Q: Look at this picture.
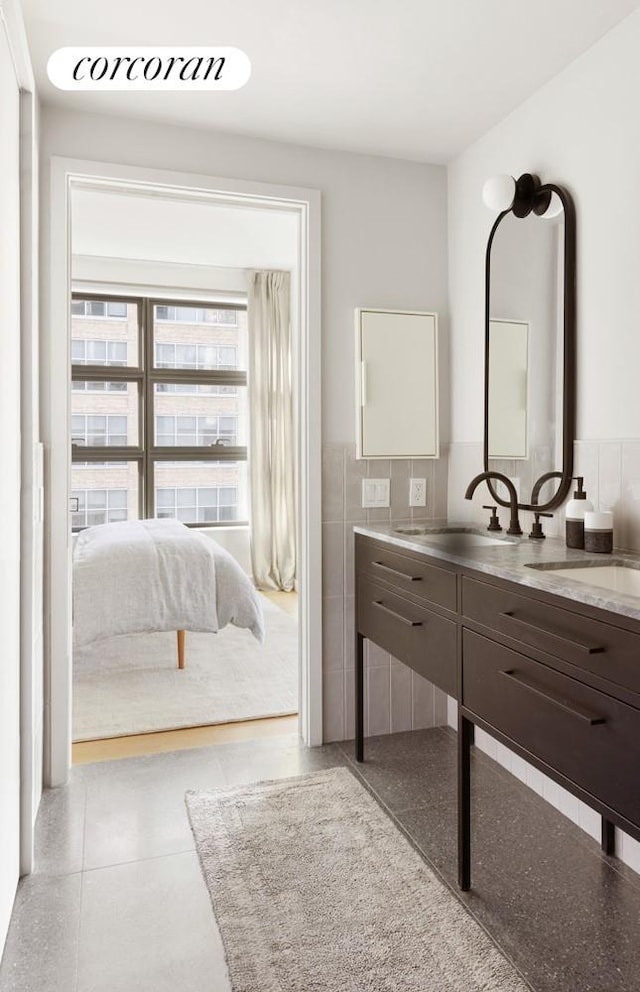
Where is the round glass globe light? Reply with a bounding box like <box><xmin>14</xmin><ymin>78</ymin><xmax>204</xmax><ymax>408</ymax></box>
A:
<box><xmin>482</xmin><ymin>174</ymin><xmax>516</xmax><ymax>212</ymax></box>
<box><xmin>542</xmin><ymin>191</ymin><xmax>563</xmax><ymax>219</ymax></box>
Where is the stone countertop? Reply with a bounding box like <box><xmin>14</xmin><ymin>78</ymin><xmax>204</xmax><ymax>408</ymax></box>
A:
<box><xmin>354</xmin><ymin>522</ymin><xmax>640</xmax><ymax>624</ymax></box>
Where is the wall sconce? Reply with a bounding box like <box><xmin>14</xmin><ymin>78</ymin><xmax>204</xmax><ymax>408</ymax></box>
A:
<box><xmin>482</xmin><ymin>172</ymin><xmax>562</xmax><ymax>218</ymax></box>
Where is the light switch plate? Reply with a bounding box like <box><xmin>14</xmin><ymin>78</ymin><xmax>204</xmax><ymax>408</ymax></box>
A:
<box><xmin>362</xmin><ymin>478</ymin><xmax>390</xmax><ymax>508</ymax></box>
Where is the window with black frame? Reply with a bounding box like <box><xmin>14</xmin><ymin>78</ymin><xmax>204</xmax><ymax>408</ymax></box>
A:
<box><xmin>70</xmin><ymin>294</ymin><xmax>248</xmax><ymax>531</ymax></box>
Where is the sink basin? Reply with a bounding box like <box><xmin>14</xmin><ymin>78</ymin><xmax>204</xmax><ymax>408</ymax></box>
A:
<box><xmin>393</xmin><ymin>527</ymin><xmax>513</xmax><ymax>549</ymax></box>
<box><xmin>526</xmin><ymin>561</ymin><xmax>640</xmax><ymax>597</ymax></box>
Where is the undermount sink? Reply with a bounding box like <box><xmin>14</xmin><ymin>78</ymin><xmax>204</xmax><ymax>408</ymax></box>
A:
<box><xmin>393</xmin><ymin>527</ymin><xmax>515</xmax><ymax>549</ymax></box>
<box><xmin>526</xmin><ymin>560</ymin><xmax>640</xmax><ymax>597</ymax></box>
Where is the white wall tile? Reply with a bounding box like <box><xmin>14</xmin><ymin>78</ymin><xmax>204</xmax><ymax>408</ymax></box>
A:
<box><xmin>598</xmin><ymin>441</ymin><xmax>622</xmax><ymax>513</ymax></box>
<box><xmin>322</xmin><ymin>596</ymin><xmax>344</xmax><ymax>672</ymax></box>
<box><xmin>541</xmin><ymin>777</ymin><xmax>563</xmax><ymax>813</ymax></box>
<box><xmin>367</xmin><ymin>667</ymin><xmax>391</xmax><ymax>737</ymax></box>
<box><xmin>343</xmin><ymin>524</ymin><xmax>356</xmax><ymax>597</ymax></box>
<box><xmin>321</xmin><ymin>443</ymin><xmax>345</xmax><ymax>523</ymax></box>
<box><xmin>322</xmin><ymin>670</ymin><xmax>345</xmax><ymax>743</ymax></box>
<box><xmin>343</xmin><ymin>596</ymin><xmax>355</xmax><ymax>671</ymax></box>
<box><xmin>344</xmin><ymin>444</ymin><xmax>367</xmax><ymax>523</ymax></box>
<box><xmin>447</xmin><ymin>442</ymin><xmax>484</xmax><ymax>522</ymax></box>
<box><xmin>433</xmin><ymin>687</ymin><xmax>448</xmax><ymax>726</ymax></box>
<box><xmin>390</xmin><ymin>459</ymin><xmax>411</xmax><ymax>522</ymax></box>
<box><xmin>321</xmin><ymin>521</ymin><xmax>344</xmax><ymax>598</ymax></box>
<box><xmin>493</xmin><ymin>741</ymin><xmax>514</xmax><ymax>772</ymax></box>
<box><xmin>390</xmin><ymin>663</ymin><xmax>412</xmax><ymax>733</ymax></box>
<box><xmin>525</xmin><ymin>764</ymin><xmax>544</xmax><ymax>795</ymax></box>
<box><xmin>619</xmin><ymin>441</ymin><xmax>640</xmax><ymax>551</ymax></box>
<box><xmin>573</xmin><ymin>441</ymin><xmax>599</xmax><ymax>510</ymax></box>
<box><xmin>617</xmin><ymin>829</ymin><xmax>640</xmax><ymax>875</ymax></box>
<box><xmin>446</xmin><ymin>695</ymin><xmax>458</xmax><ymax>729</ymax></box>
<box><xmin>344</xmin><ymin>668</ymin><xmax>356</xmax><ymax>740</ymax></box>
<box><xmin>411</xmin><ymin>671</ymin><xmax>435</xmax><ymax>730</ymax></box>
<box><xmin>509</xmin><ymin>753</ymin><xmax>528</xmax><ymax>784</ymax></box>
<box><xmin>367</xmin><ymin>641</ymin><xmax>391</xmax><ymax>670</ymax></box>
<box><xmin>577</xmin><ymin>801</ymin><xmax>601</xmax><ymax>842</ymax></box>
<box><xmin>433</xmin><ymin>452</ymin><xmax>449</xmax><ymax>519</ymax></box>
<box><xmin>559</xmin><ymin>789</ymin><xmax>580</xmax><ymax>823</ymax></box>
<box><xmin>474</xmin><ymin>728</ymin><xmax>497</xmax><ymax>760</ymax></box>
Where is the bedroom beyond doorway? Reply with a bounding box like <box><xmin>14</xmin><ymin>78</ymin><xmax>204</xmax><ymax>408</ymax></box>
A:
<box><xmin>68</xmin><ymin>187</ymin><xmax>301</xmax><ymax>747</ymax></box>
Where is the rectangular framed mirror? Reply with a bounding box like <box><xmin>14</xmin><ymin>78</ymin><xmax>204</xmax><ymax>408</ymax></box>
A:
<box><xmin>355</xmin><ymin>308</ymin><xmax>438</xmax><ymax>459</ymax></box>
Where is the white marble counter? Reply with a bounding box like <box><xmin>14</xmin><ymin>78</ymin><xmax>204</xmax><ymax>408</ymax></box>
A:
<box><xmin>354</xmin><ymin>523</ymin><xmax>640</xmax><ymax>623</ymax></box>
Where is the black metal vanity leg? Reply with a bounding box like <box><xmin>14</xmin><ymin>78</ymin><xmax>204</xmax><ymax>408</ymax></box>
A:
<box><xmin>458</xmin><ymin>714</ymin><xmax>472</xmax><ymax>890</ymax></box>
<box><xmin>355</xmin><ymin>632</ymin><xmax>364</xmax><ymax>762</ymax></box>
<box><xmin>601</xmin><ymin>817</ymin><xmax>616</xmax><ymax>856</ymax></box>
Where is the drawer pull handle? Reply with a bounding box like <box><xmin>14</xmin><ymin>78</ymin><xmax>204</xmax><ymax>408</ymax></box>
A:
<box><xmin>500</xmin><ymin>611</ymin><xmax>605</xmax><ymax>656</ymax></box>
<box><xmin>373</xmin><ymin>561</ymin><xmax>422</xmax><ymax>582</ymax></box>
<box><xmin>373</xmin><ymin>601</ymin><xmax>423</xmax><ymax>627</ymax></box>
<box><xmin>500</xmin><ymin>669</ymin><xmax>606</xmax><ymax>726</ymax></box>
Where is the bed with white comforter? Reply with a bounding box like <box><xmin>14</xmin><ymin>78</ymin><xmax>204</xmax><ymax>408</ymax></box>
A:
<box><xmin>73</xmin><ymin>518</ymin><xmax>264</xmax><ymax>649</ymax></box>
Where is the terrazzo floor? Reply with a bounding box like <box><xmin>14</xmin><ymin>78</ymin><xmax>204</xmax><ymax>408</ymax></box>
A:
<box><xmin>1</xmin><ymin>727</ymin><xmax>640</xmax><ymax>991</ymax></box>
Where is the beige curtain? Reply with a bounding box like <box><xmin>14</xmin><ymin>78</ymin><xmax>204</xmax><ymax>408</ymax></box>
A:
<box><xmin>247</xmin><ymin>271</ymin><xmax>296</xmax><ymax>591</ymax></box>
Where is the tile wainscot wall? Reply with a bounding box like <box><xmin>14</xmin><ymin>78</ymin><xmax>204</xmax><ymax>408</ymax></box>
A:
<box><xmin>321</xmin><ymin>442</ymin><xmax>448</xmax><ymax>744</ymax></box>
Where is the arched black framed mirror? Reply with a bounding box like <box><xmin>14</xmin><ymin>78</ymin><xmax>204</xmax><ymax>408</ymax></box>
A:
<box><xmin>483</xmin><ymin>173</ymin><xmax>576</xmax><ymax>513</ymax></box>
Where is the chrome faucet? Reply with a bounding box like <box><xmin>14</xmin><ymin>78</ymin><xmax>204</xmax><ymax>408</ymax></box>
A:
<box><xmin>465</xmin><ymin>471</ymin><xmax>522</xmax><ymax>536</ymax></box>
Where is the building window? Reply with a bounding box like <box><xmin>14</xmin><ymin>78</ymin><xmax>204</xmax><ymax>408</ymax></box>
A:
<box><xmin>71</xmin><ymin>340</ymin><xmax>128</xmax><ymax>381</ymax></box>
<box><xmin>71</xmin><ymin>300</ymin><xmax>128</xmax><ymax>319</ymax></box>
<box><xmin>71</xmin><ymin>414</ymin><xmax>128</xmax><ymax>447</ymax></box>
<box><xmin>155</xmin><ymin>305</ymin><xmax>237</xmax><ymax>326</ymax></box>
<box><xmin>156</xmin><ymin>486</ymin><xmax>238</xmax><ymax>523</ymax></box>
<box><xmin>155</xmin><ymin>415</ymin><xmax>238</xmax><ymax>447</ymax></box>
<box><xmin>71</xmin><ymin>489</ymin><xmax>128</xmax><ymax>529</ymax></box>
<box><xmin>155</xmin><ymin>383</ymin><xmax>237</xmax><ymax>396</ymax></box>
<box><xmin>155</xmin><ymin>343</ymin><xmax>237</xmax><ymax>370</ymax></box>
<box><xmin>71</xmin><ymin>294</ymin><xmax>248</xmax><ymax>530</ymax></box>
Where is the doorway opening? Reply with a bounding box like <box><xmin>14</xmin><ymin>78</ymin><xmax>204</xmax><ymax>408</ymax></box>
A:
<box><xmin>45</xmin><ymin>160</ymin><xmax>321</xmax><ymax>783</ymax></box>
<box><xmin>69</xmin><ymin>189</ymin><xmax>300</xmax><ymax>747</ymax></box>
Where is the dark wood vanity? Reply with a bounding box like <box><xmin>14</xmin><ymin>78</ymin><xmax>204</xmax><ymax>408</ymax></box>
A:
<box><xmin>355</xmin><ymin>532</ymin><xmax>640</xmax><ymax>890</ymax></box>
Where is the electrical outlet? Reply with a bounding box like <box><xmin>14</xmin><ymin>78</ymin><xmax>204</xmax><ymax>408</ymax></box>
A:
<box><xmin>409</xmin><ymin>478</ymin><xmax>426</xmax><ymax>507</ymax></box>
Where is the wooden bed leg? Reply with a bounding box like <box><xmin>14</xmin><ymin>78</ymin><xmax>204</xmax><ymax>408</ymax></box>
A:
<box><xmin>177</xmin><ymin>630</ymin><xmax>186</xmax><ymax>670</ymax></box>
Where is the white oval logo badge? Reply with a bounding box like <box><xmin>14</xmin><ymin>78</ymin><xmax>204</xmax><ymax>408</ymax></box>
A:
<box><xmin>47</xmin><ymin>47</ymin><xmax>251</xmax><ymax>91</ymax></box>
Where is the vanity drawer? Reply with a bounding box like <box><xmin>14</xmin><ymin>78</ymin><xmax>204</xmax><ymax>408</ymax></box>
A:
<box><xmin>358</xmin><ymin>576</ymin><xmax>457</xmax><ymax>695</ymax></box>
<box><xmin>462</xmin><ymin>576</ymin><xmax>640</xmax><ymax>697</ymax></box>
<box><xmin>462</xmin><ymin>628</ymin><xmax>640</xmax><ymax>826</ymax></box>
<box><xmin>356</xmin><ymin>537</ymin><xmax>457</xmax><ymax>612</ymax></box>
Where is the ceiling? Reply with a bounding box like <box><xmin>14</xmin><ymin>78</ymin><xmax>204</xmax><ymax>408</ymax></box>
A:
<box><xmin>22</xmin><ymin>0</ymin><xmax>640</xmax><ymax>163</ymax></box>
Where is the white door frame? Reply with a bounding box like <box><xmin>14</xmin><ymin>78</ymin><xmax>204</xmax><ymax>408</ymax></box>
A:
<box><xmin>44</xmin><ymin>156</ymin><xmax>322</xmax><ymax>786</ymax></box>
<box><xmin>2</xmin><ymin>0</ymin><xmax>41</xmax><ymax>878</ymax></box>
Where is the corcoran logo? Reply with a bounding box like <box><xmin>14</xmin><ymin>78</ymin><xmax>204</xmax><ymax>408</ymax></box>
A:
<box><xmin>47</xmin><ymin>47</ymin><xmax>251</xmax><ymax>91</ymax></box>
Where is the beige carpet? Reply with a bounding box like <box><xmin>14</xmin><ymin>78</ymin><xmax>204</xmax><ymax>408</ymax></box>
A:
<box><xmin>186</xmin><ymin>767</ymin><xmax>530</xmax><ymax>992</ymax></box>
<box><xmin>72</xmin><ymin>595</ymin><xmax>297</xmax><ymax>742</ymax></box>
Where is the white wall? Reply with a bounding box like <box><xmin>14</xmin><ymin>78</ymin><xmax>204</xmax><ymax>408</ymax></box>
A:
<box><xmin>72</xmin><ymin>189</ymin><xmax>300</xmax><ymax>270</ymax></box>
<box><xmin>41</xmin><ymin>108</ymin><xmax>449</xmax><ymax>445</ymax></box>
<box><xmin>40</xmin><ymin>107</ymin><xmax>449</xmax><ymax>747</ymax></box>
<box><xmin>446</xmin><ymin>7</ymin><xmax>640</xmax><ymax>872</ymax></box>
<box><xmin>448</xmin><ymin>7</ymin><xmax>640</xmax><ymax>452</ymax></box>
<box><xmin>0</xmin><ymin>16</ymin><xmax>23</xmax><ymax>950</ymax></box>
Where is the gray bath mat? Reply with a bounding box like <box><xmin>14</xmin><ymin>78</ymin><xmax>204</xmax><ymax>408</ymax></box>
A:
<box><xmin>186</xmin><ymin>766</ymin><xmax>530</xmax><ymax>991</ymax></box>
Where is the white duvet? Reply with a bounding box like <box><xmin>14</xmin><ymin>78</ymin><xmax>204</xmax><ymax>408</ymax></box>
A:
<box><xmin>73</xmin><ymin>518</ymin><xmax>264</xmax><ymax>648</ymax></box>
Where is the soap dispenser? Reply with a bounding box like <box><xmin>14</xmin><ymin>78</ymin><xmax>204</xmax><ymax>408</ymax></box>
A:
<box><xmin>565</xmin><ymin>477</ymin><xmax>593</xmax><ymax>549</ymax></box>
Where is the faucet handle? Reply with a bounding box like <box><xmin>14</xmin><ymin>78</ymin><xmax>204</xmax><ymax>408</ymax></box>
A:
<box><xmin>529</xmin><ymin>511</ymin><xmax>553</xmax><ymax>540</ymax></box>
<box><xmin>482</xmin><ymin>505</ymin><xmax>502</xmax><ymax>532</ymax></box>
